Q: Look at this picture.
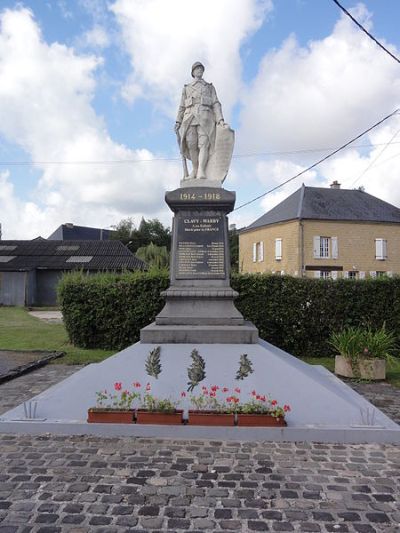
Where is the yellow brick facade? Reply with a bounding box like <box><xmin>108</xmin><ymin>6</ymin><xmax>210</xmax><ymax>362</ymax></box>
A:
<box><xmin>239</xmin><ymin>219</ymin><xmax>400</xmax><ymax>278</ymax></box>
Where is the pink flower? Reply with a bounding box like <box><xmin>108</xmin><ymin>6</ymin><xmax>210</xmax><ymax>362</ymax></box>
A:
<box><xmin>226</xmin><ymin>396</ymin><xmax>233</xmax><ymax>403</ymax></box>
<box><xmin>210</xmin><ymin>392</ymin><xmax>216</xmax><ymax>398</ymax></box>
<box><xmin>211</xmin><ymin>385</ymin><xmax>219</xmax><ymax>392</ymax></box>
<box><xmin>256</xmin><ymin>394</ymin><xmax>261</xmax><ymax>400</ymax></box>
<box><xmin>181</xmin><ymin>391</ymin><xmax>186</xmax><ymax>398</ymax></box>
<box><xmin>146</xmin><ymin>382</ymin><xmax>151</xmax><ymax>392</ymax></box>
<box><xmin>251</xmin><ymin>390</ymin><xmax>257</xmax><ymax>396</ymax></box>
<box><xmin>222</xmin><ymin>387</ymin><xmax>229</xmax><ymax>393</ymax></box>
<box><xmin>133</xmin><ymin>382</ymin><xmax>141</xmax><ymax>388</ymax></box>
<box><xmin>260</xmin><ymin>395</ymin><xmax>266</xmax><ymax>402</ymax></box>
<box><xmin>271</xmin><ymin>399</ymin><xmax>277</xmax><ymax>406</ymax></box>
<box><xmin>233</xmin><ymin>396</ymin><xmax>239</xmax><ymax>404</ymax></box>
<box><xmin>114</xmin><ymin>382</ymin><xmax>122</xmax><ymax>391</ymax></box>
<box><xmin>234</xmin><ymin>387</ymin><xmax>241</xmax><ymax>394</ymax></box>
<box><xmin>284</xmin><ymin>404</ymin><xmax>291</xmax><ymax>412</ymax></box>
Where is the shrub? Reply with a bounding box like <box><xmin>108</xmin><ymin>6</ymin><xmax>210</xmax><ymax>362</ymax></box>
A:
<box><xmin>58</xmin><ymin>271</ymin><xmax>400</xmax><ymax>358</ymax></box>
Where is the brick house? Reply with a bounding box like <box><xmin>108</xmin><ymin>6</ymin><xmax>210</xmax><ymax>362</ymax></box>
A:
<box><xmin>239</xmin><ymin>182</ymin><xmax>400</xmax><ymax>279</ymax></box>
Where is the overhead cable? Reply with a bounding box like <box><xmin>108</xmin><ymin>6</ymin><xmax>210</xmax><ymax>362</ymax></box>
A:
<box><xmin>233</xmin><ymin>108</ymin><xmax>399</xmax><ymax>212</ymax></box>
<box><xmin>331</xmin><ymin>0</ymin><xmax>400</xmax><ymax>65</ymax></box>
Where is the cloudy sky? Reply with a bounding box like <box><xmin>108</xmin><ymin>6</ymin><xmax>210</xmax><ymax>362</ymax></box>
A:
<box><xmin>1</xmin><ymin>0</ymin><xmax>400</xmax><ymax>239</ymax></box>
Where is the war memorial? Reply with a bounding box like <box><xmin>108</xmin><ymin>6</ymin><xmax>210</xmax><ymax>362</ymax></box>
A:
<box><xmin>0</xmin><ymin>63</ymin><xmax>399</xmax><ymax>444</ymax></box>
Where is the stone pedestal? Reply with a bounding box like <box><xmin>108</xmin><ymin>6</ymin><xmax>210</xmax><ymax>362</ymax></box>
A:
<box><xmin>140</xmin><ymin>187</ymin><xmax>258</xmax><ymax>343</ymax></box>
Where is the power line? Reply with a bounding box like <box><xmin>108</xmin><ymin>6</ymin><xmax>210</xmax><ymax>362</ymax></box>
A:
<box><xmin>233</xmin><ymin>108</ymin><xmax>399</xmax><ymax>212</ymax></box>
<box><xmin>331</xmin><ymin>0</ymin><xmax>400</xmax><ymax>65</ymax></box>
<box><xmin>1</xmin><ymin>140</ymin><xmax>400</xmax><ymax>166</ymax></box>
<box><xmin>350</xmin><ymin>126</ymin><xmax>400</xmax><ymax>186</ymax></box>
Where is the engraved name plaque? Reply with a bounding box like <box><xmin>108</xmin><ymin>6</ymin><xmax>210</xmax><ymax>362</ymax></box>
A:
<box><xmin>176</xmin><ymin>214</ymin><xmax>226</xmax><ymax>279</ymax></box>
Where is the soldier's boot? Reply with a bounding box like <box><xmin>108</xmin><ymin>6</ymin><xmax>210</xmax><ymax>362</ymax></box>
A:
<box><xmin>188</xmin><ymin>148</ymin><xmax>198</xmax><ymax>179</ymax></box>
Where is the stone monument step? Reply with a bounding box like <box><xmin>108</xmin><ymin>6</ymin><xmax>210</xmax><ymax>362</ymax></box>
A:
<box><xmin>140</xmin><ymin>321</ymin><xmax>259</xmax><ymax>344</ymax></box>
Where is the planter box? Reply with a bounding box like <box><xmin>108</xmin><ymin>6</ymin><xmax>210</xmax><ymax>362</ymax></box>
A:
<box><xmin>188</xmin><ymin>410</ymin><xmax>235</xmax><ymax>426</ymax></box>
<box><xmin>236</xmin><ymin>413</ymin><xmax>286</xmax><ymax>427</ymax></box>
<box><xmin>87</xmin><ymin>409</ymin><xmax>134</xmax><ymax>424</ymax></box>
<box><xmin>136</xmin><ymin>409</ymin><xmax>184</xmax><ymax>425</ymax></box>
<box><xmin>335</xmin><ymin>355</ymin><xmax>386</xmax><ymax>380</ymax></box>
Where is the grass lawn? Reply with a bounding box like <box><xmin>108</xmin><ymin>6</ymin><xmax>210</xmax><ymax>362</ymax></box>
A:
<box><xmin>0</xmin><ymin>307</ymin><xmax>115</xmax><ymax>365</ymax></box>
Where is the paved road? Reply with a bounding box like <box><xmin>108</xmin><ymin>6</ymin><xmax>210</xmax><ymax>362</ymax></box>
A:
<box><xmin>0</xmin><ymin>365</ymin><xmax>399</xmax><ymax>532</ymax></box>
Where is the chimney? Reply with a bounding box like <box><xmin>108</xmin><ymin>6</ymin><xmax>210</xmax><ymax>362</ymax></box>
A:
<box><xmin>330</xmin><ymin>180</ymin><xmax>341</xmax><ymax>189</ymax></box>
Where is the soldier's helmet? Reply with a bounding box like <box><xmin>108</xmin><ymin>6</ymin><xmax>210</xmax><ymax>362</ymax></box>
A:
<box><xmin>191</xmin><ymin>61</ymin><xmax>205</xmax><ymax>77</ymax></box>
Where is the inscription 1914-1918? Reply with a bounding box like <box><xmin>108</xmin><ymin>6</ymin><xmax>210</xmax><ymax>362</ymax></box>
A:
<box><xmin>176</xmin><ymin>214</ymin><xmax>226</xmax><ymax>279</ymax></box>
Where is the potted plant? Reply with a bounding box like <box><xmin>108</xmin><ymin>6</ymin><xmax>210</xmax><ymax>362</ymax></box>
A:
<box><xmin>331</xmin><ymin>325</ymin><xmax>397</xmax><ymax>380</ymax></box>
<box><xmin>136</xmin><ymin>382</ymin><xmax>183</xmax><ymax>425</ymax></box>
<box><xmin>236</xmin><ymin>391</ymin><xmax>289</xmax><ymax>427</ymax></box>
<box><xmin>186</xmin><ymin>385</ymin><xmax>237</xmax><ymax>426</ymax></box>
<box><xmin>87</xmin><ymin>382</ymin><xmax>138</xmax><ymax>424</ymax></box>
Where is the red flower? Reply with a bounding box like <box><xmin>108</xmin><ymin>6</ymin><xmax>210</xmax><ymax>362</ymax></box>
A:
<box><xmin>146</xmin><ymin>383</ymin><xmax>151</xmax><ymax>392</ymax></box>
<box><xmin>133</xmin><ymin>382</ymin><xmax>141</xmax><ymax>388</ymax></box>
<box><xmin>271</xmin><ymin>399</ymin><xmax>277</xmax><ymax>406</ymax></box>
<box><xmin>202</xmin><ymin>386</ymin><xmax>208</xmax><ymax>391</ymax></box>
<box><xmin>251</xmin><ymin>390</ymin><xmax>256</xmax><ymax>396</ymax></box>
<box><xmin>256</xmin><ymin>394</ymin><xmax>261</xmax><ymax>400</ymax></box>
<box><xmin>226</xmin><ymin>396</ymin><xmax>233</xmax><ymax>403</ymax></box>
<box><xmin>114</xmin><ymin>382</ymin><xmax>122</xmax><ymax>391</ymax></box>
<box><xmin>233</xmin><ymin>396</ymin><xmax>239</xmax><ymax>404</ymax></box>
<box><xmin>211</xmin><ymin>385</ymin><xmax>219</xmax><ymax>392</ymax></box>
<box><xmin>181</xmin><ymin>391</ymin><xmax>186</xmax><ymax>398</ymax></box>
<box><xmin>260</xmin><ymin>395</ymin><xmax>266</xmax><ymax>402</ymax></box>
<box><xmin>222</xmin><ymin>387</ymin><xmax>229</xmax><ymax>393</ymax></box>
<box><xmin>210</xmin><ymin>392</ymin><xmax>216</xmax><ymax>398</ymax></box>
<box><xmin>284</xmin><ymin>405</ymin><xmax>291</xmax><ymax>412</ymax></box>
<box><xmin>234</xmin><ymin>387</ymin><xmax>241</xmax><ymax>394</ymax></box>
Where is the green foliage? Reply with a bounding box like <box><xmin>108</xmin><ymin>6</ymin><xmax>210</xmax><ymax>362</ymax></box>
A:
<box><xmin>111</xmin><ymin>217</ymin><xmax>171</xmax><ymax>252</ymax></box>
<box><xmin>145</xmin><ymin>346</ymin><xmax>162</xmax><ymax>379</ymax></box>
<box><xmin>229</xmin><ymin>227</ymin><xmax>239</xmax><ymax>272</ymax></box>
<box><xmin>187</xmin><ymin>349</ymin><xmax>206</xmax><ymax>392</ymax></box>
<box><xmin>58</xmin><ymin>272</ymin><xmax>400</xmax><ymax>359</ymax></box>
<box><xmin>235</xmin><ymin>354</ymin><xmax>254</xmax><ymax>380</ymax></box>
<box><xmin>136</xmin><ymin>243</ymin><xmax>169</xmax><ymax>269</ymax></box>
<box><xmin>330</xmin><ymin>325</ymin><xmax>397</xmax><ymax>364</ymax></box>
<box><xmin>57</xmin><ymin>270</ymin><xmax>169</xmax><ymax>350</ymax></box>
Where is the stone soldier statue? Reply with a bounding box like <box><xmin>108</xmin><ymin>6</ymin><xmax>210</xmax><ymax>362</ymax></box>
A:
<box><xmin>175</xmin><ymin>61</ymin><xmax>226</xmax><ymax>180</ymax></box>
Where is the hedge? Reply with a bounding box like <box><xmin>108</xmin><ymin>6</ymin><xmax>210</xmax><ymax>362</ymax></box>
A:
<box><xmin>58</xmin><ymin>271</ymin><xmax>400</xmax><ymax>358</ymax></box>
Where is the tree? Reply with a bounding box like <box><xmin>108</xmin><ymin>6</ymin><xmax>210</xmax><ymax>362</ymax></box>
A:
<box><xmin>229</xmin><ymin>226</ymin><xmax>239</xmax><ymax>272</ymax></box>
<box><xmin>136</xmin><ymin>242</ymin><xmax>169</xmax><ymax>270</ymax></box>
<box><xmin>111</xmin><ymin>217</ymin><xmax>171</xmax><ymax>253</ymax></box>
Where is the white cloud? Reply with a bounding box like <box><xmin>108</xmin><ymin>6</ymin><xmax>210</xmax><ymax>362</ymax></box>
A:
<box><xmin>239</xmin><ymin>5</ymin><xmax>400</xmax><ymax>154</ymax></box>
<box><xmin>0</xmin><ymin>7</ymin><xmax>177</xmax><ymax>239</ymax></box>
<box><xmin>79</xmin><ymin>25</ymin><xmax>110</xmax><ymax>49</ymax></box>
<box><xmin>110</xmin><ymin>0</ymin><xmax>273</xmax><ymax>119</ymax></box>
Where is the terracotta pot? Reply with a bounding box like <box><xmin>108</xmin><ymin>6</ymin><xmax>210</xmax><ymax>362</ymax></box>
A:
<box><xmin>87</xmin><ymin>409</ymin><xmax>134</xmax><ymax>424</ymax></box>
<box><xmin>188</xmin><ymin>410</ymin><xmax>235</xmax><ymax>426</ymax></box>
<box><xmin>236</xmin><ymin>413</ymin><xmax>286</xmax><ymax>427</ymax></box>
<box><xmin>136</xmin><ymin>409</ymin><xmax>184</xmax><ymax>425</ymax></box>
<box><xmin>335</xmin><ymin>355</ymin><xmax>386</xmax><ymax>380</ymax></box>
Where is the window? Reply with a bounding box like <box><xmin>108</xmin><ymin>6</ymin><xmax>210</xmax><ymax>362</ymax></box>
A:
<box><xmin>313</xmin><ymin>236</ymin><xmax>338</xmax><ymax>259</ymax></box>
<box><xmin>252</xmin><ymin>242</ymin><xmax>264</xmax><ymax>262</ymax></box>
<box><xmin>375</xmin><ymin>238</ymin><xmax>387</xmax><ymax>260</ymax></box>
<box><xmin>0</xmin><ymin>256</ymin><xmax>15</xmax><ymax>263</ymax></box>
<box><xmin>320</xmin><ymin>271</ymin><xmax>331</xmax><ymax>279</ymax></box>
<box><xmin>66</xmin><ymin>256</ymin><xmax>93</xmax><ymax>263</ymax></box>
<box><xmin>275</xmin><ymin>238</ymin><xmax>282</xmax><ymax>260</ymax></box>
<box><xmin>347</xmin><ymin>271</ymin><xmax>358</xmax><ymax>279</ymax></box>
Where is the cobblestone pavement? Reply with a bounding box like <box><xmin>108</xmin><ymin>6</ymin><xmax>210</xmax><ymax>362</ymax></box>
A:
<box><xmin>0</xmin><ymin>366</ymin><xmax>399</xmax><ymax>532</ymax></box>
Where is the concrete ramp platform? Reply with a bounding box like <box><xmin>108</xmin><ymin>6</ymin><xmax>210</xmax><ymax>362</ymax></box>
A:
<box><xmin>1</xmin><ymin>339</ymin><xmax>399</xmax><ymax>443</ymax></box>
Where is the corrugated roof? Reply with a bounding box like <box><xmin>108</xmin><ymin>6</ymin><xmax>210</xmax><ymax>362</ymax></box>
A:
<box><xmin>0</xmin><ymin>240</ymin><xmax>146</xmax><ymax>271</ymax></box>
<box><xmin>244</xmin><ymin>185</ymin><xmax>400</xmax><ymax>232</ymax></box>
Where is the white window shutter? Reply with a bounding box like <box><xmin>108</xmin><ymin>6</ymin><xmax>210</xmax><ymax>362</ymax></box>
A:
<box><xmin>375</xmin><ymin>239</ymin><xmax>384</xmax><ymax>260</ymax></box>
<box><xmin>370</xmin><ymin>271</ymin><xmax>377</xmax><ymax>278</ymax></box>
<box><xmin>331</xmin><ymin>271</ymin><xmax>338</xmax><ymax>280</ymax></box>
<box><xmin>314</xmin><ymin>270</ymin><xmax>320</xmax><ymax>278</ymax></box>
<box><xmin>252</xmin><ymin>243</ymin><xmax>257</xmax><ymax>263</ymax></box>
<box><xmin>259</xmin><ymin>241</ymin><xmax>264</xmax><ymax>262</ymax></box>
<box><xmin>383</xmin><ymin>239</ymin><xmax>387</xmax><ymax>259</ymax></box>
<box><xmin>331</xmin><ymin>237</ymin><xmax>338</xmax><ymax>259</ymax></box>
<box><xmin>359</xmin><ymin>271</ymin><xmax>365</xmax><ymax>279</ymax></box>
<box><xmin>313</xmin><ymin>236</ymin><xmax>321</xmax><ymax>258</ymax></box>
<box><xmin>344</xmin><ymin>271</ymin><xmax>349</xmax><ymax>279</ymax></box>
<box><xmin>275</xmin><ymin>238</ymin><xmax>282</xmax><ymax>260</ymax></box>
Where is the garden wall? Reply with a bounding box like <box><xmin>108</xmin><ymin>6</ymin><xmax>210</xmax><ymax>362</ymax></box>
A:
<box><xmin>58</xmin><ymin>272</ymin><xmax>400</xmax><ymax>358</ymax></box>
